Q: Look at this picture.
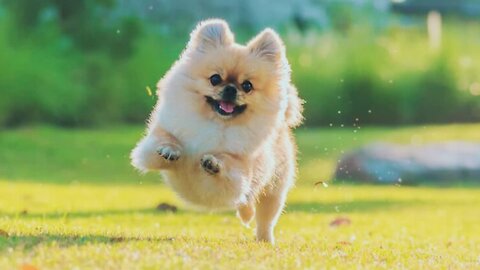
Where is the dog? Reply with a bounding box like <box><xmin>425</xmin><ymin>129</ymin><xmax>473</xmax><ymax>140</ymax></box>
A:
<box><xmin>131</xmin><ymin>19</ymin><xmax>303</xmax><ymax>244</ymax></box>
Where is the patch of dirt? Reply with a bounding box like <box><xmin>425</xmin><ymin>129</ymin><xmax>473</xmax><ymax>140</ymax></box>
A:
<box><xmin>329</xmin><ymin>217</ymin><xmax>351</xmax><ymax>227</ymax></box>
<box><xmin>156</xmin><ymin>203</ymin><xmax>178</xmax><ymax>213</ymax></box>
<box><xmin>0</xmin><ymin>229</ymin><xmax>8</xmax><ymax>237</ymax></box>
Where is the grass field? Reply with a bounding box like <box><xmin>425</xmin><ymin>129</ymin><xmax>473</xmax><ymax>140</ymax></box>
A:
<box><xmin>1</xmin><ymin>124</ymin><xmax>480</xmax><ymax>269</ymax></box>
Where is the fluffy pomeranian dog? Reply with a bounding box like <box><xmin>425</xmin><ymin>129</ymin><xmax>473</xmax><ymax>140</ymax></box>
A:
<box><xmin>131</xmin><ymin>19</ymin><xmax>303</xmax><ymax>244</ymax></box>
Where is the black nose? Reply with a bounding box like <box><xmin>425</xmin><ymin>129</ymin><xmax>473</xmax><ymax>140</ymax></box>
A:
<box><xmin>222</xmin><ymin>85</ymin><xmax>237</xmax><ymax>101</ymax></box>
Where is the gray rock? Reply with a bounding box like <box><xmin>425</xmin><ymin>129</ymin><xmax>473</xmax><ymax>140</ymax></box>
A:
<box><xmin>335</xmin><ymin>142</ymin><xmax>480</xmax><ymax>184</ymax></box>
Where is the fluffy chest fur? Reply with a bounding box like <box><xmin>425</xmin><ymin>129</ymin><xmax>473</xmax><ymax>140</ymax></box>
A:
<box><xmin>156</xmin><ymin>90</ymin><xmax>280</xmax><ymax>157</ymax></box>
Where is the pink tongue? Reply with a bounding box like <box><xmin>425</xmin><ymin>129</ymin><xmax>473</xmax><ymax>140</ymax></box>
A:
<box><xmin>219</xmin><ymin>101</ymin><xmax>235</xmax><ymax>113</ymax></box>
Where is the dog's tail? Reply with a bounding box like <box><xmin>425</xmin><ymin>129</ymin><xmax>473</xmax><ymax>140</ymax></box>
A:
<box><xmin>285</xmin><ymin>84</ymin><xmax>304</xmax><ymax>128</ymax></box>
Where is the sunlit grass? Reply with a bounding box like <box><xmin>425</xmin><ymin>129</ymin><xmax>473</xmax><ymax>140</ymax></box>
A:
<box><xmin>1</xmin><ymin>182</ymin><xmax>479</xmax><ymax>269</ymax></box>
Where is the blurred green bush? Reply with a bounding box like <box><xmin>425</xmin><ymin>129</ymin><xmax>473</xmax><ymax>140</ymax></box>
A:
<box><xmin>1</xmin><ymin>3</ymin><xmax>480</xmax><ymax>127</ymax></box>
<box><xmin>288</xmin><ymin>23</ymin><xmax>480</xmax><ymax>126</ymax></box>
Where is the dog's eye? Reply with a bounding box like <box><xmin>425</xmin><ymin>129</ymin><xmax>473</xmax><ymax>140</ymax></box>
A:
<box><xmin>209</xmin><ymin>74</ymin><xmax>222</xmax><ymax>86</ymax></box>
<box><xmin>241</xmin><ymin>80</ymin><xmax>253</xmax><ymax>93</ymax></box>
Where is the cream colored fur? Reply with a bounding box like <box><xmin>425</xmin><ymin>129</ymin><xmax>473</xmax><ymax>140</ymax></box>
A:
<box><xmin>131</xmin><ymin>19</ymin><xmax>303</xmax><ymax>244</ymax></box>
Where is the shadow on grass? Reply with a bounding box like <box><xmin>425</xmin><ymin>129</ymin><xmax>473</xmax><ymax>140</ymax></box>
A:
<box><xmin>0</xmin><ymin>208</ymin><xmax>189</xmax><ymax>220</ymax></box>
<box><xmin>0</xmin><ymin>233</ymin><xmax>260</xmax><ymax>251</ymax></box>
<box><xmin>1</xmin><ymin>199</ymin><xmax>422</xmax><ymax>222</ymax></box>
<box><xmin>0</xmin><ymin>234</ymin><xmax>177</xmax><ymax>251</ymax></box>
<box><xmin>286</xmin><ymin>199</ymin><xmax>422</xmax><ymax>213</ymax></box>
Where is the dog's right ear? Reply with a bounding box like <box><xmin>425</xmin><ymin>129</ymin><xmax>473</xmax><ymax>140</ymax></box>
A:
<box><xmin>188</xmin><ymin>19</ymin><xmax>234</xmax><ymax>53</ymax></box>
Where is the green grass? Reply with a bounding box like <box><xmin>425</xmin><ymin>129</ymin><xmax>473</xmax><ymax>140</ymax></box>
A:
<box><xmin>1</xmin><ymin>124</ymin><xmax>480</xmax><ymax>269</ymax></box>
<box><xmin>2</xmin><ymin>124</ymin><xmax>480</xmax><ymax>185</ymax></box>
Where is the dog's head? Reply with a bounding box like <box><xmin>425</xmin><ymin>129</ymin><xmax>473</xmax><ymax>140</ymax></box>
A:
<box><xmin>169</xmin><ymin>19</ymin><xmax>291</xmax><ymax>123</ymax></box>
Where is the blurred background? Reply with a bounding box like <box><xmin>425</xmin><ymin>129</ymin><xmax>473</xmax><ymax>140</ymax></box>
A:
<box><xmin>2</xmin><ymin>3</ymin><xmax>480</xmax><ymax>267</ymax></box>
<box><xmin>1</xmin><ymin>0</ymin><xmax>479</xmax><ymax>186</ymax></box>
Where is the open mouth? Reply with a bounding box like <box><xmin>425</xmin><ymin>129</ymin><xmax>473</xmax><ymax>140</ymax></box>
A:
<box><xmin>205</xmin><ymin>96</ymin><xmax>247</xmax><ymax>117</ymax></box>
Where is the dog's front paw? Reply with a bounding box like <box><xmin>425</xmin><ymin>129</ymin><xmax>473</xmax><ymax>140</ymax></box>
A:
<box><xmin>156</xmin><ymin>145</ymin><xmax>181</xmax><ymax>161</ymax></box>
<box><xmin>201</xmin><ymin>154</ymin><xmax>221</xmax><ymax>175</ymax></box>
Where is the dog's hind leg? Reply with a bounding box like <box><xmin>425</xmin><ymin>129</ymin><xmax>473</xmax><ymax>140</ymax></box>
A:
<box><xmin>254</xmin><ymin>189</ymin><xmax>287</xmax><ymax>245</ymax></box>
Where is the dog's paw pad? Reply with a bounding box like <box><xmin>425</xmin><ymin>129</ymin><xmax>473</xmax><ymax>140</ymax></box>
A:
<box><xmin>201</xmin><ymin>155</ymin><xmax>220</xmax><ymax>174</ymax></box>
<box><xmin>156</xmin><ymin>145</ymin><xmax>181</xmax><ymax>161</ymax></box>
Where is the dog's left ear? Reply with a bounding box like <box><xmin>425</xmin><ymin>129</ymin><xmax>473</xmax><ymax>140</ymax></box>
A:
<box><xmin>247</xmin><ymin>29</ymin><xmax>285</xmax><ymax>62</ymax></box>
<box><xmin>188</xmin><ymin>19</ymin><xmax>234</xmax><ymax>53</ymax></box>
